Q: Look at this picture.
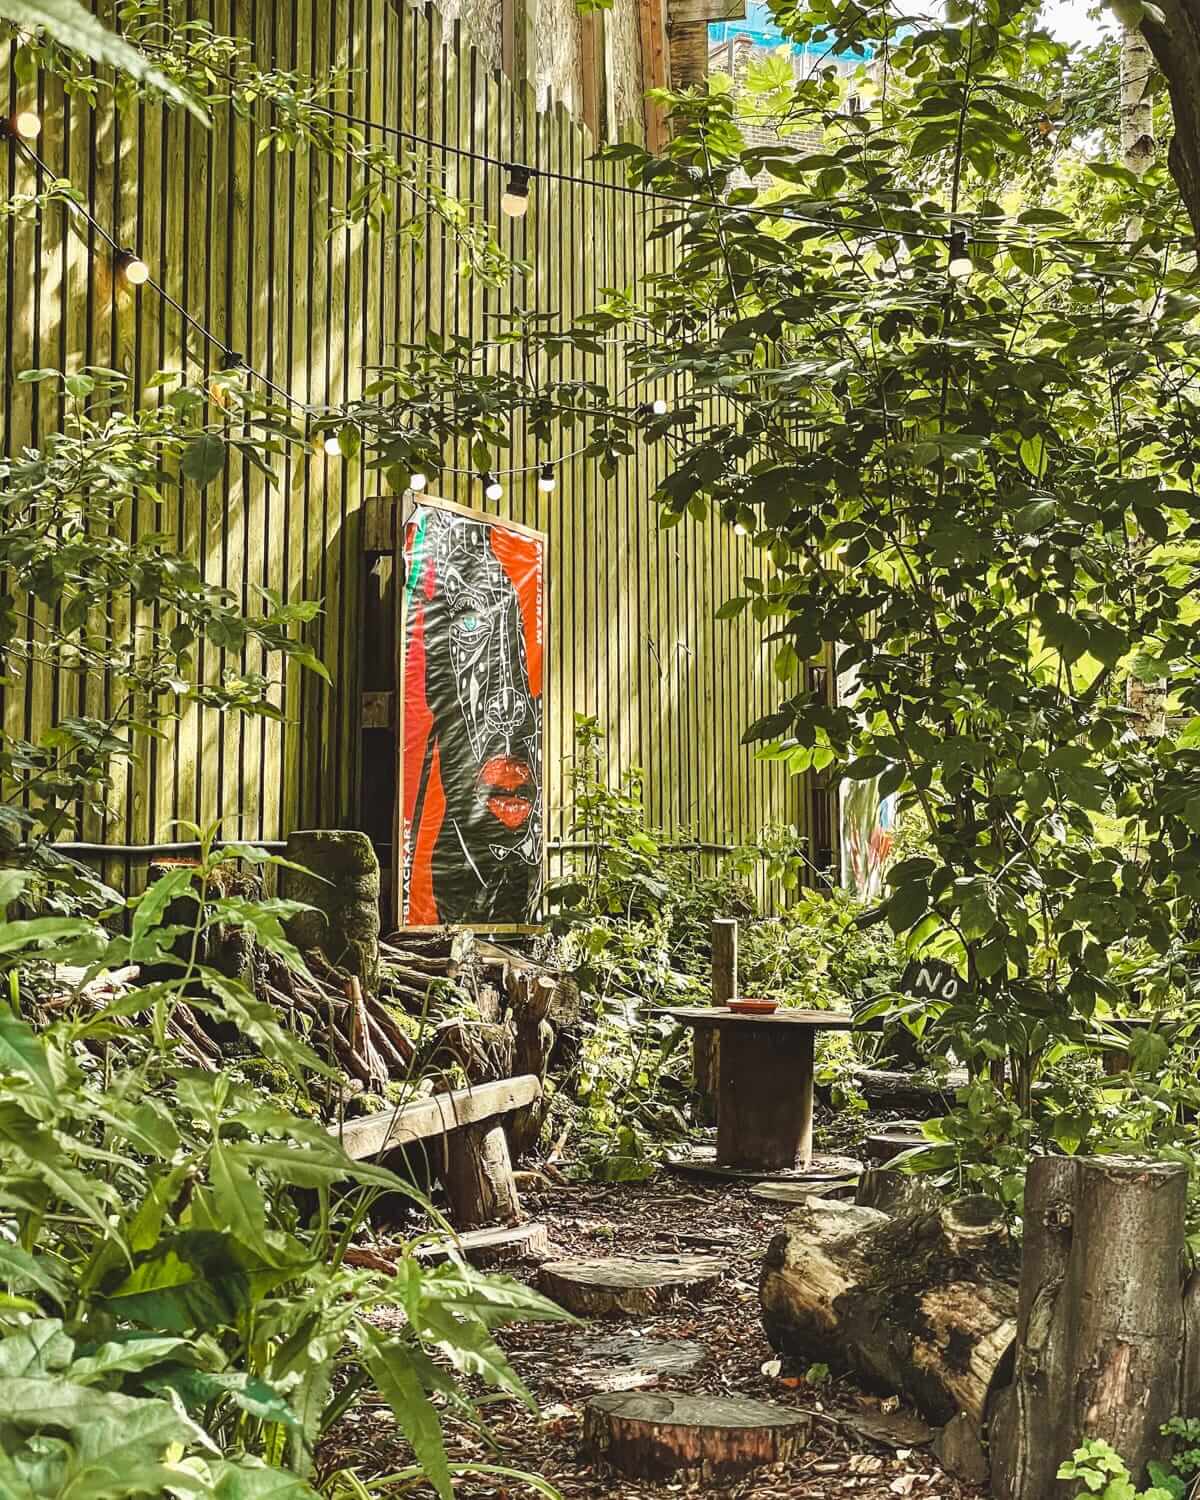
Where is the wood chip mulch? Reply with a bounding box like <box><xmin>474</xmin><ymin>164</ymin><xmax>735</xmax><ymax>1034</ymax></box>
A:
<box><xmin>321</xmin><ymin>1174</ymin><xmax>988</xmax><ymax>1500</ymax></box>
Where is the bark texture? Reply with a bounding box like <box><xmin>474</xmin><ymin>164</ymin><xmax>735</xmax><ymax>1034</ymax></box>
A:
<box><xmin>583</xmin><ymin>1391</ymin><xmax>810</xmax><ymax>1482</ymax></box>
<box><xmin>760</xmin><ymin>1198</ymin><xmax>1018</xmax><ymax>1434</ymax></box>
<box><xmin>539</xmin><ymin>1254</ymin><xmax>724</xmax><ymax>1317</ymax></box>
<box><xmin>991</xmin><ymin>1156</ymin><xmax>1188</xmax><ymax>1499</ymax></box>
<box><xmin>1141</xmin><ymin>4</ymin><xmax>1200</xmax><ymax>238</ymax></box>
<box><xmin>439</xmin><ymin>1120</ymin><xmax>520</xmax><ymax>1227</ymax></box>
<box><xmin>281</xmin><ymin>829</ymin><xmax>381</xmax><ymax>988</ymax></box>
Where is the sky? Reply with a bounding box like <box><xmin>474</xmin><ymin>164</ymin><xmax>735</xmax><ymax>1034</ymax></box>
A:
<box><xmin>1040</xmin><ymin>1</ymin><xmax>1108</xmax><ymax>45</ymax></box>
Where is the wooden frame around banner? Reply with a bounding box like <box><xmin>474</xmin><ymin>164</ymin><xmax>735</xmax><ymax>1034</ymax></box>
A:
<box><xmin>393</xmin><ymin>493</ymin><xmax>549</xmax><ymax>935</ymax></box>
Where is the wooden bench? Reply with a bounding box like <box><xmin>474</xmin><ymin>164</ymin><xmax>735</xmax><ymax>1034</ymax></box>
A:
<box><xmin>329</xmin><ymin>1073</ymin><xmax>541</xmax><ymax>1228</ymax></box>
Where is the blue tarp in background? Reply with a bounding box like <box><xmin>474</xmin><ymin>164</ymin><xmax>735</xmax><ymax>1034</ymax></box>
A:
<box><xmin>708</xmin><ymin>3</ymin><xmax>873</xmax><ymax>59</ymax></box>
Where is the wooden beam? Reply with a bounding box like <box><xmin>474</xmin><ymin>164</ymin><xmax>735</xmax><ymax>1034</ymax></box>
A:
<box><xmin>581</xmin><ymin>12</ymin><xmax>606</xmax><ymax>142</ymax></box>
<box><xmin>669</xmin><ymin>21</ymin><xmax>710</xmax><ymax>92</ymax></box>
<box><xmin>669</xmin><ymin>0</ymin><xmax>746</xmax><ymax>23</ymax></box>
<box><xmin>638</xmin><ymin>0</ymin><xmax>671</xmax><ymax>151</ymax></box>
<box><xmin>330</xmin><ymin>1074</ymin><xmax>543</xmax><ymax>1160</ymax></box>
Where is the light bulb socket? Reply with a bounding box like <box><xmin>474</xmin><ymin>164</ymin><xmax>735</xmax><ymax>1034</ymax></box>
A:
<box><xmin>220</xmin><ymin>349</ymin><xmax>243</xmax><ymax>371</ymax></box>
<box><xmin>537</xmin><ymin>462</ymin><xmax>557</xmax><ymax>493</ymax></box>
<box><xmin>501</xmin><ymin>165</ymin><xmax>533</xmax><ymax>217</ymax></box>
<box><xmin>947</xmin><ymin>225</ymin><xmax>973</xmax><ymax>278</ymax></box>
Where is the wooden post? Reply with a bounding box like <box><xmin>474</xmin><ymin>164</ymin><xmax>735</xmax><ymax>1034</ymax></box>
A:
<box><xmin>695</xmin><ymin>917</ymin><xmax>736</xmax><ymax>1124</ymax></box>
<box><xmin>508</xmin><ymin>972</ymin><xmax>557</xmax><ymax>1158</ymax></box>
<box><xmin>441</xmin><ymin>1121</ymin><xmax>521</xmax><ymax>1227</ymax></box>
<box><xmin>280</xmin><ymin>829</ymin><xmax>382</xmax><ymax>989</ymax></box>
<box><xmin>991</xmin><ymin>1157</ymin><xmax>1188</xmax><ymax>1497</ymax></box>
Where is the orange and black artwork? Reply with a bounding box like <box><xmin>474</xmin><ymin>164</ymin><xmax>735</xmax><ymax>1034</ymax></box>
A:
<box><xmin>400</xmin><ymin>500</ymin><xmax>545</xmax><ymax>927</ymax></box>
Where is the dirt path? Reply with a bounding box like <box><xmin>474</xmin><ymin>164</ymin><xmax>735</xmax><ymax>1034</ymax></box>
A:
<box><xmin>330</xmin><ymin>1177</ymin><xmax>986</xmax><ymax>1499</ymax></box>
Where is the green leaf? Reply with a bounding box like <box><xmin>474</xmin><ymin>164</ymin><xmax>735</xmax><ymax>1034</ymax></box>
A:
<box><xmin>1018</xmin><ymin>435</ymin><xmax>1046</xmax><ymax>479</ymax></box>
<box><xmin>362</xmin><ymin>1334</ymin><xmax>454</xmax><ymax>1500</ymax></box>
<box><xmin>0</xmin><ymin>0</ymin><xmax>207</xmax><ymax>121</ymax></box>
<box><xmin>0</xmin><ymin>1004</ymin><xmax>57</xmax><ymax>1103</ymax></box>
<box><xmin>210</xmin><ymin>1136</ymin><xmax>267</xmax><ymax>1245</ymax></box>
<box><xmin>0</xmin><ymin>1245</ymin><xmax>67</xmax><ymax>1308</ymax></box>
<box><xmin>0</xmin><ymin>1319</ymin><xmax>74</xmax><ymax>1377</ymax></box>
<box><xmin>208</xmin><ymin>1460</ymin><xmax>321</xmax><ymax>1499</ymax></box>
<box><xmin>1013</xmin><ymin>498</ymin><xmax>1055</xmax><ymax>533</ymax></box>
<box><xmin>887</xmin><ymin>881</ymin><xmax>929</xmax><ymax>934</ymax></box>
<box><xmin>181</xmin><ymin>432</ymin><xmax>227</xmax><ymax>487</ymax></box>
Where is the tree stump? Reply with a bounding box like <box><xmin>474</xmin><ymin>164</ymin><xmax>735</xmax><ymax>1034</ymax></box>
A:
<box><xmin>583</xmin><ymin>1391</ymin><xmax>810</xmax><ymax>1482</ymax></box>
<box><xmin>991</xmin><ymin>1156</ymin><xmax>1188</xmax><ymax>1498</ymax></box>
<box><xmin>760</xmin><ymin>1198</ymin><xmax>1017</xmax><ymax>1434</ymax></box>
<box><xmin>750</xmin><ymin>1180</ymin><xmax>854</xmax><ymax>1206</ymax></box>
<box><xmin>439</xmin><ymin>1121</ymin><xmax>520</xmax><ymax>1228</ymax></box>
<box><xmin>854</xmin><ymin>1168</ymin><xmax>940</xmax><ymax>1218</ymax></box>
<box><xmin>281</xmin><ymin>829</ymin><xmax>381</xmax><ymax>988</ymax></box>
<box><xmin>539</xmin><ymin>1254</ymin><xmax>724</xmax><ymax>1317</ymax></box>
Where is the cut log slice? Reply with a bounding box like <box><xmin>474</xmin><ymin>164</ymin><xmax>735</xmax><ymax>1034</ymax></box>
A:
<box><xmin>666</xmin><ymin>1144</ymin><xmax>861</xmax><ymax>1183</ymax></box>
<box><xmin>567</xmin><ymin>1333</ymin><xmax>708</xmax><ymax>1391</ymax></box>
<box><xmin>583</xmin><ymin>1390</ymin><xmax>810</xmax><ymax>1482</ymax></box>
<box><xmin>863</xmin><ymin>1126</ymin><xmax>926</xmax><ymax>1165</ymax></box>
<box><xmin>539</xmin><ymin>1254</ymin><xmax>724</xmax><ymax>1317</ymax></box>
<box><xmin>414</xmin><ymin>1222</ymin><xmax>553</xmax><ymax>1268</ymax></box>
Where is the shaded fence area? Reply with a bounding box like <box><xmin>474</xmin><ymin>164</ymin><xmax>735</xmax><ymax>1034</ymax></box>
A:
<box><xmin>1</xmin><ymin>0</ymin><xmax>831</xmax><ymax>907</ymax></box>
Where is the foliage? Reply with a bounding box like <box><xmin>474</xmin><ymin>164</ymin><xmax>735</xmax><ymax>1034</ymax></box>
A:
<box><xmin>0</xmin><ymin>368</ymin><xmax>325</xmax><ymax>886</ymax></box>
<box><xmin>0</xmin><ymin>0</ymin><xmax>203</xmax><ymax>117</ymax></box>
<box><xmin>0</xmin><ymin>846</ymin><xmax>568</xmax><ymax>1498</ymax></box>
<box><xmin>1058</xmin><ymin>1425</ymin><xmax>1200</xmax><ymax>1500</ymax></box>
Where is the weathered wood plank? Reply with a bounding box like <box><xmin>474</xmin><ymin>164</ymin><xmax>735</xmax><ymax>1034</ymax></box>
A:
<box><xmin>330</xmin><ymin>1073</ymin><xmax>542</xmax><ymax>1159</ymax></box>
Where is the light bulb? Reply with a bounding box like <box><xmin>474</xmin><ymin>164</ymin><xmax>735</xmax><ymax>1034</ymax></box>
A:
<box><xmin>481</xmin><ymin>471</ymin><xmax>503</xmax><ymax>501</ymax></box>
<box><xmin>116</xmin><ymin>249</ymin><xmax>150</xmax><ymax>286</ymax></box>
<box><xmin>537</xmin><ymin>463</ymin><xmax>556</xmax><ymax>494</ymax></box>
<box><xmin>409</xmin><ymin>470</ymin><xmax>428</xmax><ymax>492</ymax></box>
<box><xmin>501</xmin><ymin>166</ymin><xmax>532</xmax><ymax>218</ymax></box>
<box><xmin>947</xmin><ymin>229</ymin><xmax>972</xmax><ymax>280</ymax></box>
<box><xmin>12</xmin><ymin>110</ymin><xmax>41</xmax><ymax>141</ymax></box>
<box><xmin>734</xmin><ymin>522</ymin><xmax>749</xmax><ymax>537</ymax></box>
<box><xmin>322</xmin><ymin>434</ymin><xmax>342</xmax><ymax>457</ymax></box>
<box><xmin>651</xmin><ymin>398</ymin><xmax>668</xmax><ymax>416</ymax></box>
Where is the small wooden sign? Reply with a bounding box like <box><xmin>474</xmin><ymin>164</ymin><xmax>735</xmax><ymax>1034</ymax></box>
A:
<box><xmin>900</xmin><ymin>957</ymin><xmax>968</xmax><ymax>1003</ymax></box>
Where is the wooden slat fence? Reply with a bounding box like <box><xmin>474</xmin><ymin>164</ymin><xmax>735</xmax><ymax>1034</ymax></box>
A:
<box><xmin>0</xmin><ymin>0</ymin><xmax>830</xmax><ymax>909</ymax></box>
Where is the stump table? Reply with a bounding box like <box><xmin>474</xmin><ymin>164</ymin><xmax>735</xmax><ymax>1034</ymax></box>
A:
<box><xmin>666</xmin><ymin>1006</ymin><xmax>854</xmax><ymax>1172</ymax></box>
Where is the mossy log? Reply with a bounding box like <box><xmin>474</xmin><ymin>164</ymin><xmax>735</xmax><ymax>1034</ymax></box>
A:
<box><xmin>281</xmin><ymin>830</ymin><xmax>381</xmax><ymax>989</ymax></box>
<box><xmin>760</xmin><ymin>1197</ymin><xmax>1018</xmax><ymax>1436</ymax></box>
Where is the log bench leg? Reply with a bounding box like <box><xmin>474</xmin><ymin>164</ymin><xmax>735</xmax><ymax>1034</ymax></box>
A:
<box><xmin>716</xmin><ymin>1026</ymin><xmax>814</xmax><ymax>1171</ymax></box>
<box><xmin>441</xmin><ymin>1121</ymin><xmax>521</xmax><ymax>1227</ymax></box>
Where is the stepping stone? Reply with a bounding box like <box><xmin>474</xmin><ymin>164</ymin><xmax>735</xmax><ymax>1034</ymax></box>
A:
<box><xmin>538</xmin><ymin>1254</ymin><xmax>724</xmax><ymax>1317</ymax></box>
<box><xmin>667</xmin><ymin>1144</ymin><xmax>861</xmax><ymax>1184</ymax></box>
<box><xmin>566</xmin><ymin>1332</ymin><xmax>708</xmax><ymax>1391</ymax></box>
<box><xmin>414</xmin><ymin>1221</ymin><xmax>553</xmax><ymax>1268</ymax></box>
<box><xmin>583</xmin><ymin>1389</ymin><xmax>810</xmax><ymax>1481</ymax></box>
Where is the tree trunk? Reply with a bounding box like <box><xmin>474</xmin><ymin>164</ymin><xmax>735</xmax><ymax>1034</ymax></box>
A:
<box><xmin>1140</xmin><ymin>4</ymin><xmax>1200</xmax><ymax>239</ymax></box>
<box><xmin>760</xmin><ymin>1198</ymin><xmax>1018</xmax><ymax>1435</ymax></box>
<box><xmin>991</xmin><ymin>1157</ymin><xmax>1188</xmax><ymax>1498</ymax></box>
<box><xmin>440</xmin><ymin>1121</ymin><xmax>520</xmax><ymax>1227</ymax></box>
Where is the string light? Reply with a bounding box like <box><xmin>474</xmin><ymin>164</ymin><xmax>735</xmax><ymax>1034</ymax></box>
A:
<box><xmin>481</xmin><ymin>471</ymin><xmax>504</xmax><ymax>501</ymax></box>
<box><xmin>733</xmin><ymin>522</ymin><xmax>749</xmax><ymax>536</ymax></box>
<box><xmin>948</xmin><ymin>226</ymin><xmax>974</xmax><ymax>280</ymax></box>
<box><xmin>537</xmin><ymin>462</ymin><xmax>556</xmax><ymax>494</ymax></box>
<box><xmin>409</xmin><ymin>470</ymin><xmax>428</xmax><ymax>492</ymax></box>
<box><xmin>322</xmin><ymin>434</ymin><xmax>343</xmax><ymax>457</ymax></box>
<box><xmin>500</xmin><ymin>166</ymin><xmax>532</xmax><ymax>218</ymax></box>
<box><xmin>115</xmin><ymin>248</ymin><xmax>150</xmax><ymax>286</ymax></box>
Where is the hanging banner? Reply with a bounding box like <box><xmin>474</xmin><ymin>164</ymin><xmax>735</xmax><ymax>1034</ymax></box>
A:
<box><xmin>836</xmin><ymin>654</ymin><xmax>896</xmax><ymax>900</ymax></box>
<box><xmin>399</xmin><ymin>498</ymin><xmax>545</xmax><ymax>929</ymax></box>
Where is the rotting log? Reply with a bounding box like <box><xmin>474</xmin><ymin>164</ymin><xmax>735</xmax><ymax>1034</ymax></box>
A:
<box><xmin>282</xmin><ymin>829</ymin><xmax>381</xmax><ymax>988</ymax></box>
<box><xmin>991</xmin><ymin>1156</ymin><xmax>1188</xmax><ymax>1498</ymax></box>
<box><xmin>583</xmin><ymin>1391</ymin><xmax>809</xmax><ymax>1482</ymax></box>
<box><xmin>760</xmin><ymin>1196</ymin><xmax>1018</xmax><ymax>1436</ymax></box>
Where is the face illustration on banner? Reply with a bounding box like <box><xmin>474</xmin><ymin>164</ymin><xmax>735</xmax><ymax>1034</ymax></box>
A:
<box><xmin>403</xmin><ymin>507</ymin><xmax>543</xmax><ymax>925</ymax></box>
